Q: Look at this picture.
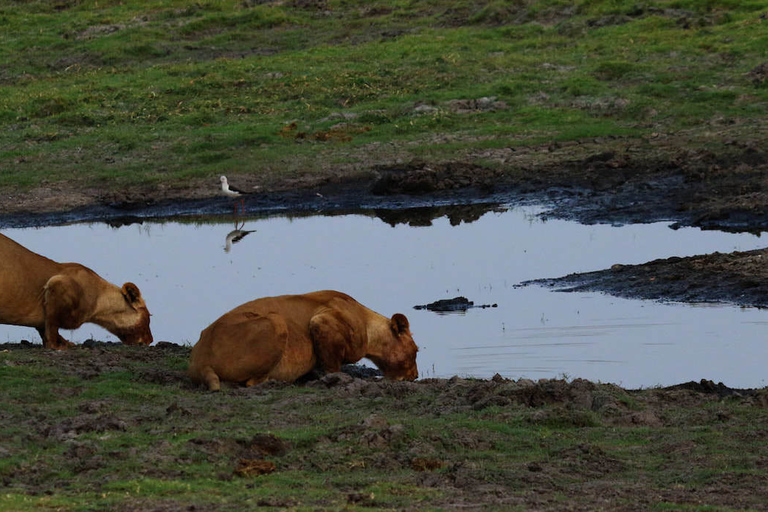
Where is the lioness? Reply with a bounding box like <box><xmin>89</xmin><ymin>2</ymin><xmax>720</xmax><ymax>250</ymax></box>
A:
<box><xmin>0</xmin><ymin>233</ymin><xmax>153</xmax><ymax>349</ymax></box>
<box><xmin>189</xmin><ymin>290</ymin><xmax>418</xmax><ymax>391</ymax></box>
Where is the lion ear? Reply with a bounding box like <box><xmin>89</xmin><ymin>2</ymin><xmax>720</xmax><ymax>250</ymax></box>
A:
<box><xmin>121</xmin><ymin>282</ymin><xmax>142</xmax><ymax>304</ymax></box>
<box><xmin>390</xmin><ymin>313</ymin><xmax>410</xmax><ymax>335</ymax></box>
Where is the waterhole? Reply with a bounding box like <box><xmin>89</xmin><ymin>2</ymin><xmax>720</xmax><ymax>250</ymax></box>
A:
<box><xmin>3</xmin><ymin>205</ymin><xmax>766</xmax><ymax>388</ymax></box>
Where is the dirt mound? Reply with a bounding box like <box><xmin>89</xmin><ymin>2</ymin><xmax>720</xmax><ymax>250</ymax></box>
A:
<box><xmin>663</xmin><ymin>379</ymin><xmax>748</xmax><ymax>398</ymax></box>
<box><xmin>371</xmin><ymin>161</ymin><xmax>501</xmax><ymax>195</ymax></box>
<box><xmin>523</xmin><ymin>247</ymin><xmax>768</xmax><ymax>308</ymax></box>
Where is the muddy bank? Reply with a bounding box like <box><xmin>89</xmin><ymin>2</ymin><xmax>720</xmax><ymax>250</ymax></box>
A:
<box><xmin>522</xmin><ymin>247</ymin><xmax>768</xmax><ymax>308</ymax></box>
<box><xmin>4</xmin><ymin>137</ymin><xmax>768</xmax><ymax>312</ymax></box>
<box><xmin>0</xmin><ymin>340</ymin><xmax>761</xmax><ymax>400</ymax></box>
<box><xmin>3</xmin><ymin>342</ymin><xmax>768</xmax><ymax>510</ymax></box>
<box><xmin>1</xmin><ymin>340</ymin><xmax>759</xmax><ymax>396</ymax></box>
<box><xmin>2</xmin><ymin>138</ymin><xmax>768</xmax><ymax>234</ymax></box>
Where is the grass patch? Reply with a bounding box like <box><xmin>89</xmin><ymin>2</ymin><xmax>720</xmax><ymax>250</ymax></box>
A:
<box><xmin>2</xmin><ymin>344</ymin><xmax>768</xmax><ymax>509</ymax></box>
<box><xmin>0</xmin><ymin>0</ymin><xmax>766</xmax><ymax>194</ymax></box>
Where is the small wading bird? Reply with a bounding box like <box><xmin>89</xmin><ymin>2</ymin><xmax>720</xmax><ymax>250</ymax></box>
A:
<box><xmin>220</xmin><ymin>175</ymin><xmax>248</xmax><ymax>215</ymax></box>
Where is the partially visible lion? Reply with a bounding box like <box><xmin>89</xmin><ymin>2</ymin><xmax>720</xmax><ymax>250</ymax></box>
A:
<box><xmin>0</xmin><ymin>233</ymin><xmax>153</xmax><ymax>349</ymax></box>
<box><xmin>189</xmin><ymin>290</ymin><xmax>418</xmax><ymax>391</ymax></box>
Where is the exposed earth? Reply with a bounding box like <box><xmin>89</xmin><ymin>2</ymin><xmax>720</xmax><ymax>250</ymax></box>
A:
<box><xmin>3</xmin><ymin>128</ymin><xmax>768</xmax><ymax>235</ymax></box>
<box><xmin>522</xmin><ymin>247</ymin><xmax>768</xmax><ymax>309</ymax></box>
<box><xmin>3</xmin><ymin>341</ymin><xmax>768</xmax><ymax>510</ymax></box>
<box><xmin>2</xmin><ymin>129</ymin><xmax>768</xmax><ymax>308</ymax></box>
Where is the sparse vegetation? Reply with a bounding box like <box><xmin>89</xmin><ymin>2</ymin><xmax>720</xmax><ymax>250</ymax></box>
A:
<box><xmin>2</xmin><ymin>343</ymin><xmax>768</xmax><ymax>510</ymax></box>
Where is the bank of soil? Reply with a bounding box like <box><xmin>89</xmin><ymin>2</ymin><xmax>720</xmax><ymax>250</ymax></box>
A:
<box><xmin>2</xmin><ymin>129</ymin><xmax>768</xmax><ymax>234</ymax></box>
<box><xmin>3</xmin><ymin>131</ymin><xmax>768</xmax><ymax>309</ymax></box>
<box><xmin>523</xmin><ymin>247</ymin><xmax>768</xmax><ymax>309</ymax></box>
<box><xmin>3</xmin><ymin>342</ymin><xmax>768</xmax><ymax>510</ymax></box>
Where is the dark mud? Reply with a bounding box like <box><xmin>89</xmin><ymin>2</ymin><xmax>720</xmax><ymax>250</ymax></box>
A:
<box><xmin>545</xmin><ymin>146</ymin><xmax>768</xmax><ymax>233</ymax></box>
<box><xmin>3</xmin><ymin>143</ymin><xmax>768</xmax><ymax>235</ymax></box>
<box><xmin>523</xmin><ymin>247</ymin><xmax>768</xmax><ymax>308</ymax></box>
<box><xmin>413</xmin><ymin>296</ymin><xmax>498</xmax><ymax>313</ymax></box>
<box><xmin>3</xmin><ymin>141</ymin><xmax>768</xmax><ymax>310</ymax></box>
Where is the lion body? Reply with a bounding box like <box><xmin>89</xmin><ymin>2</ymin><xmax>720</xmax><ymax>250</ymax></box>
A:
<box><xmin>189</xmin><ymin>290</ymin><xmax>418</xmax><ymax>390</ymax></box>
<box><xmin>0</xmin><ymin>233</ymin><xmax>152</xmax><ymax>348</ymax></box>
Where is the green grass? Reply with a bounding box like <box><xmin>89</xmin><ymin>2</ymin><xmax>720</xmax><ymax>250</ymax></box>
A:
<box><xmin>3</xmin><ymin>344</ymin><xmax>768</xmax><ymax>509</ymax></box>
<box><xmin>0</xmin><ymin>0</ymin><xmax>766</xmax><ymax>194</ymax></box>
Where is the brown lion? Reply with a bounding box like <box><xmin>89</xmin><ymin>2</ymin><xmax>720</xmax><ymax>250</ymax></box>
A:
<box><xmin>189</xmin><ymin>290</ymin><xmax>418</xmax><ymax>391</ymax></box>
<box><xmin>0</xmin><ymin>233</ymin><xmax>153</xmax><ymax>349</ymax></box>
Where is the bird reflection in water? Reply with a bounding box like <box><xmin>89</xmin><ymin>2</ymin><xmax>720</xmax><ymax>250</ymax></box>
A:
<box><xmin>224</xmin><ymin>219</ymin><xmax>255</xmax><ymax>253</ymax></box>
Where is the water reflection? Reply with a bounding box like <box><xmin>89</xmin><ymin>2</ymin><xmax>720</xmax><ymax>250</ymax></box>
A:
<box><xmin>223</xmin><ymin>225</ymin><xmax>256</xmax><ymax>253</ymax></box>
<box><xmin>374</xmin><ymin>204</ymin><xmax>508</xmax><ymax>227</ymax></box>
<box><xmin>1</xmin><ymin>204</ymin><xmax>767</xmax><ymax>388</ymax></box>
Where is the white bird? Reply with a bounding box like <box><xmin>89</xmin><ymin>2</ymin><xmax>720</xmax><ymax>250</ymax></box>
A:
<box><xmin>220</xmin><ymin>175</ymin><xmax>247</xmax><ymax>215</ymax></box>
<box><xmin>224</xmin><ymin>228</ymin><xmax>255</xmax><ymax>253</ymax></box>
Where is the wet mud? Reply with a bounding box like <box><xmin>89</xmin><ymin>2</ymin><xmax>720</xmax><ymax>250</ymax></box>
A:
<box><xmin>3</xmin><ymin>142</ymin><xmax>768</xmax><ymax>233</ymax></box>
<box><xmin>523</xmin><ymin>247</ymin><xmax>768</xmax><ymax>308</ymax></box>
<box><xmin>413</xmin><ymin>296</ymin><xmax>498</xmax><ymax>313</ymax></box>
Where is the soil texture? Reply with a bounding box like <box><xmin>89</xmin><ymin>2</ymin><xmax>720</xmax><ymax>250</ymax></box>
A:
<box><xmin>3</xmin><ymin>342</ymin><xmax>768</xmax><ymax>510</ymax></box>
<box><xmin>523</xmin><ymin>247</ymin><xmax>768</xmax><ymax>308</ymax></box>
<box><xmin>3</xmin><ymin>133</ymin><xmax>768</xmax><ymax>234</ymax></box>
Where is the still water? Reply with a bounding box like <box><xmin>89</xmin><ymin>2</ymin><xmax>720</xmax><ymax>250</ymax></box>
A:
<box><xmin>2</xmin><ymin>205</ymin><xmax>767</xmax><ymax>388</ymax></box>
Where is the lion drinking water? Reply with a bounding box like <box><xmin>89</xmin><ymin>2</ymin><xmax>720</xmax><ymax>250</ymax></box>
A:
<box><xmin>189</xmin><ymin>290</ymin><xmax>418</xmax><ymax>390</ymax></box>
<box><xmin>0</xmin><ymin>233</ymin><xmax>153</xmax><ymax>349</ymax></box>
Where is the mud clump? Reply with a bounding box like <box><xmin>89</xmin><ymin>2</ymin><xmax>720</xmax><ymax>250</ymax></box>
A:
<box><xmin>747</xmin><ymin>61</ymin><xmax>768</xmax><ymax>88</ymax></box>
<box><xmin>665</xmin><ymin>379</ymin><xmax>745</xmax><ymax>398</ymax></box>
<box><xmin>414</xmin><ymin>296</ymin><xmax>497</xmax><ymax>312</ymax></box>
<box><xmin>411</xmin><ymin>457</ymin><xmax>444</xmax><ymax>471</ymax></box>
<box><xmin>246</xmin><ymin>433</ymin><xmax>290</xmax><ymax>457</ymax></box>
<box><xmin>233</xmin><ymin>459</ymin><xmax>276</xmax><ymax>477</ymax></box>
<box><xmin>371</xmin><ymin>161</ymin><xmax>500</xmax><ymax>195</ymax></box>
<box><xmin>43</xmin><ymin>415</ymin><xmax>127</xmax><ymax>441</ymax></box>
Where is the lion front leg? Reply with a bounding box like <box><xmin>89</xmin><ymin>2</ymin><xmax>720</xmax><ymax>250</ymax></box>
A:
<box><xmin>37</xmin><ymin>326</ymin><xmax>71</xmax><ymax>350</ymax></box>
<box><xmin>309</xmin><ymin>310</ymin><xmax>357</xmax><ymax>373</ymax></box>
